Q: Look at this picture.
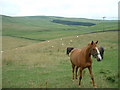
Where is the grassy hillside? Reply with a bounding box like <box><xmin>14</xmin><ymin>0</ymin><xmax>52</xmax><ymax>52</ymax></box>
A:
<box><xmin>2</xmin><ymin>15</ymin><xmax>118</xmax><ymax>88</ymax></box>
<box><xmin>2</xmin><ymin>31</ymin><xmax>118</xmax><ymax>88</ymax></box>
<box><xmin>2</xmin><ymin>15</ymin><xmax>118</xmax><ymax>42</ymax></box>
<box><xmin>2</xmin><ymin>36</ymin><xmax>37</xmax><ymax>51</ymax></box>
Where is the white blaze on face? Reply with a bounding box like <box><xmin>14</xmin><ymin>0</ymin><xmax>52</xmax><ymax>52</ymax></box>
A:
<box><xmin>95</xmin><ymin>47</ymin><xmax>102</xmax><ymax>60</ymax></box>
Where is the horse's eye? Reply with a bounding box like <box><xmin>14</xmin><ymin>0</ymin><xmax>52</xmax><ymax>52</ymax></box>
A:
<box><xmin>95</xmin><ymin>53</ymin><xmax>98</xmax><ymax>56</ymax></box>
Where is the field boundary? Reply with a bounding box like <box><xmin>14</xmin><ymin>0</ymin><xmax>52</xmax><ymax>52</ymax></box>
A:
<box><xmin>3</xmin><ymin>29</ymin><xmax>119</xmax><ymax>42</ymax></box>
<box><xmin>77</xmin><ymin>29</ymin><xmax>120</xmax><ymax>36</ymax></box>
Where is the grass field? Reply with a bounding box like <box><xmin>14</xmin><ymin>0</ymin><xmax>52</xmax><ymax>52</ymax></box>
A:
<box><xmin>2</xmin><ymin>15</ymin><xmax>119</xmax><ymax>88</ymax></box>
<box><xmin>2</xmin><ymin>31</ymin><xmax>118</xmax><ymax>88</ymax></box>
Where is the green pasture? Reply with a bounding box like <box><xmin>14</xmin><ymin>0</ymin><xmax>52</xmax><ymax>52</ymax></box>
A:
<box><xmin>2</xmin><ymin>15</ymin><xmax>118</xmax><ymax>41</ymax></box>
<box><xmin>2</xmin><ymin>15</ymin><xmax>118</xmax><ymax>88</ymax></box>
<box><xmin>2</xmin><ymin>31</ymin><xmax>118</xmax><ymax>88</ymax></box>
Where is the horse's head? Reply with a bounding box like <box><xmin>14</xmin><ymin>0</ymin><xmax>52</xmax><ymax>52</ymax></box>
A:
<box><xmin>89</xmin><ymin>41</ymin><xmax>102</xmax><ymax>61</ymax></box>
<box><xmin>98</xmin><ymin>46</ymin><xmax>104</xmax><ymax>59</ymax></box>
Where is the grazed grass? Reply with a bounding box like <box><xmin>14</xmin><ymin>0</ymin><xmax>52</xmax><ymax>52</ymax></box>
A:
<box><xmin>2</xmin><ymin>36</ymin><xmax>37</xmax><ymax>51</ymax></box>
<box><xmin>2</xmin><ymin>31</ymin><xmax>118</xmax><ymax>88</ymax></box>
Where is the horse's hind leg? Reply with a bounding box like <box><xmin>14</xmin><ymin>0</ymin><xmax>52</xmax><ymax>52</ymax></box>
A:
<box><xmin>72</xmin><ymin>64</ymin><xmax>75</xmax><ymax>81</ymax></box>
<box><xmin>75</xmin><ymin>66</ymin><xmax>79</xmax><ymax>79</ymax></box>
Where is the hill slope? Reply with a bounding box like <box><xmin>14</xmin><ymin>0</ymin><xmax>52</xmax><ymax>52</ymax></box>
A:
<box><xmin>2</xmin><ymin>15</ymin><xmax>118</xmax><ymax>42</ymax></box>
<box><xmin>3</xmin><ymin>31</ymin><xmax>118</xmax><ymax>88</ymax></box>
<box><xmin>2</xmin><ymin>15</ymin><xmax>118</xmax><ymax>88</ymax></box>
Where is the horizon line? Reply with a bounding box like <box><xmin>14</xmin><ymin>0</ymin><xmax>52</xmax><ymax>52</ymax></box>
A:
<box><xmin>0</xmin><ymin>14</ymin><xmax>118</xmax><ymax>20</ymax></box>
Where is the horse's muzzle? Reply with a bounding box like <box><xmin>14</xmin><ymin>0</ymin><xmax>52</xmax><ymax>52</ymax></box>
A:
<box><xmin>97</xmin><ymin>58</ymin><xmax>102</xmax><ymax>62</ymax></box>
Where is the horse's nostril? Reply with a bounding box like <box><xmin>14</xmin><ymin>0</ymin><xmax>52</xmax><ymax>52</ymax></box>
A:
<box><xmin>102</xmin><ymin>56</ymin><xmax>103</xmax><ymax>59</ymax></box>
<box><xmin>97</xmin><ymin>58</ymin><xmax>101</xmax><ymax>61</ymax></box>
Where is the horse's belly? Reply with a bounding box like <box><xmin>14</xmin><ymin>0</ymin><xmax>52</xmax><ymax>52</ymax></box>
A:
<box><xmin>70</xmin><ymin>55</ymin><xmax>84</xmax><ymax>67</ymax></box>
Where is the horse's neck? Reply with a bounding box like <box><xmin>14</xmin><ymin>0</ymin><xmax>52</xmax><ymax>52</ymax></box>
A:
<box><xmin>83</xmin><ymin>46</ymin><xmax>91</xmax><ymax>61</ymax></box>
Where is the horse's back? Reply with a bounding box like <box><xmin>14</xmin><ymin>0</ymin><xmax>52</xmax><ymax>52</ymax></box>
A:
<box><xmin>70</xmin><ymin>48</ymin><xmax>81</xmax><ymax>55</ymax></box>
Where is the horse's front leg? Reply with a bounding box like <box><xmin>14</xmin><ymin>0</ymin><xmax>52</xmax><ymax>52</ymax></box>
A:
<box><xmin>79</xmin><ymin>68</ymin><xmax>83</xmax><ymax>87</ymax></box>
<box><xmin>88</xmin><ymin>66</ymin><xmax>97</xmax><ymax>88</ymax></box>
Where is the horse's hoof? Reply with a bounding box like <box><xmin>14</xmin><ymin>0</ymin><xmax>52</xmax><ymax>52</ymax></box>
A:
<box><xmin>78</xmin><ymin>85</ymin><xmax>81</xmax><ymax>88</ymax></box>
<box><xmin>94</xmin><ymin>85</ymin><xmax>97</xmax><ymax>88</ymax></box>
<box><xmin>72</xmin><ymin>79</ymin><xmax>74</xmax><ymax>81</ymax></box>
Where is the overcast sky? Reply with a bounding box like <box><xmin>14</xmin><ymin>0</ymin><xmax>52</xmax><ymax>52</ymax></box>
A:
<box><xmin>0</xmin><ymin>0</ymin><xmax>119</xmax><ymax>19</ymax></box>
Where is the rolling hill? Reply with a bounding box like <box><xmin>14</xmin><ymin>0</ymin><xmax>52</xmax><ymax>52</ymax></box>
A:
<box><xmin>2</xmin><ymin>15</ymin><xmax>118</xmax><ymax>42</ymax></box>
<box><xmin>2</xmin><ymin>15</ymin><xmax>119</xmax><ymax>88</ymax></box>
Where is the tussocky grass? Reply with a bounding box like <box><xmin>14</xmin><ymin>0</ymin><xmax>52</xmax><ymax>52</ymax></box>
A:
<box><xmin>2</xmin><ymin>31</ymin><xmax>118</xmax><ymax>88</ymax></box>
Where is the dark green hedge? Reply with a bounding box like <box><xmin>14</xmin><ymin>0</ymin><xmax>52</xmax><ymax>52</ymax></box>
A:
<box><xmin>52</xmin><ymin>19</ymin><xmax>96</xmax><ymax>26</ymax></box>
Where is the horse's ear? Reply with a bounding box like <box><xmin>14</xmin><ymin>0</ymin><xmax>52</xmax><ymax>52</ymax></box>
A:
<box><xmin>91</xmin><ymin>41</ymin><xmax>94</xmax><ymax>45</ymax></box>
<box><xmin>95</xmin><ymin>41</ymin><xmax>98</xmax><ymax>44</ymax></box>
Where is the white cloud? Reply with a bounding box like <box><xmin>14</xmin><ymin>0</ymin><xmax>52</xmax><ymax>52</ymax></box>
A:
<box><xmin>0</xmin><ymin>0</ymin><xmax>119</xmax><ymax>19</ymax></box>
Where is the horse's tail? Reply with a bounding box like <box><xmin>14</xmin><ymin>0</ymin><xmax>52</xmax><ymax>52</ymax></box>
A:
<box><xmin>66</xmin><ymin>47</ymin><xmax>74</xmax><ymax>56</ymax></box>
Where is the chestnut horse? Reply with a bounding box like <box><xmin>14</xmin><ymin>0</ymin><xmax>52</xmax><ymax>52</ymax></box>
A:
<box><xmin>68</xmin><ymin>41</ymin><xmax>102</xmax><ymax>88</ymax></box>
